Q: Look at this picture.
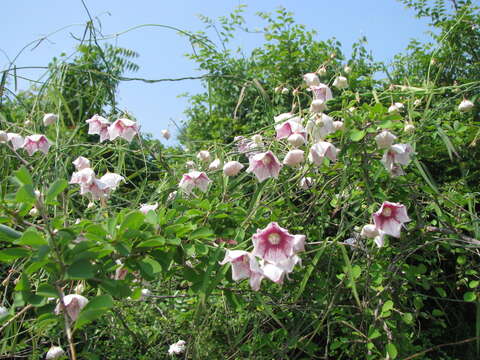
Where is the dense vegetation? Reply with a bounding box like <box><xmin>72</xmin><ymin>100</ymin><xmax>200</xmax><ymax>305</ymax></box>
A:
<box><xmin>1</xmin><ymin>1</ymin><xmax>479</xmax><ymax>359</ymax></box>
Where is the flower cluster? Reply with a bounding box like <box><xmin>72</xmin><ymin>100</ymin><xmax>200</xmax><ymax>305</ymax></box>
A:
<box><xmin>220</xmin><ymin>222</ymin><xmax>305</xmax><ymax>290</ymax></box>
<box><xmin>0</xmin><ymin>132</ymin><xmax>51</xmax><ymax>156</ymax></box>
<box><xmin>69</xmin><ymin>156</ymin><xmax>124</xmax><ymax>200</ymax></box>
<box><xmin>375</xmin><ymin>130</ymin><xmax>413</xmax><ymax>176</ymax></box>
<box><xmin>86</xmin><ymin>115</ymin><xmax>139</xmax><ymax>143</ymax></box>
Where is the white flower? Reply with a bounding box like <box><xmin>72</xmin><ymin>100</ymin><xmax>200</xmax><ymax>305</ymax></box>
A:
<box><xmin>332</xmin><ymin>121</ymin><xmax>344</xmax><ymax>131</ymax></box>
<box><xmin>196</xmin><ymin>150</ymin><xmax>211</xmax><ymax>162</ymax></box>
<box><xmin>333</xmin><ymin>76</ymin><xmax>348</xmax><ymax>89</ymax></box>
<box><xmin>459</xmin><ymin>99</ymin><xmax>474</xmax><ymax>112</ymax></box>
<box><xmin>388</xmin><ymin>103</ymin><xmax>404</xmax><ymax>113</ymax></box>
<box><xmin>7</xmin><ymin>133</ymin><xmax>24</xmax><ymax>150</ymax></box>
<box><xmin>281</xmin><ymin>87</ymin><xmax>289</xmax><ymax>94</ymax></box>
<box><xmin>141</xmin><ymin>288</ymin><xmax>151</xmax><ymax>299</ymax></box>
<box><xmin>283</xmin><ymin>149</ymin><xmax>304</xmax><ymax>167</ymax></box>
<box><xmin>161</xmin><ymin>129</ymin><xmax>171</xmax><ymax>140</ymax></box>
<box><xmin>303</xmin><ymin>72</ymin><xmax>320</xmax><ymax>87</ymax></box>
<box><xmin>185</xmin><ymin>160</ymin><xmax>195</xmax><ymax>169</ymax></box>
<box><xmin>310</xmin><ymin>99</ymin><xmax>327</xmax><ymax>113</ymax></box>
<box><xmin>251</xmin><ymin>134</ymin><xmax>263</xmax><ymax>144</ymax></box>
<box><xmin>404</xmin><ymin>123</ymin><xmax>415</xmax><ymax>133</ymax></box>
<box><xmin>72</xmin><ymin>156</ymin><xmax>90</xmax><ymax>171</ymax></box>
<box><xmin>299</xmin><ymin>177</ymin><xmax>313</xmax><ymax>190</ymax></box>
<box><xmin>375</xmin><ymin>131</ymin><xmax>397</xmax><ymax>149</ymax></box>
<box><xmin>223</xmin><ymin>161</ymin><xmax>244</xmax><ymax>176</ymax></box>
<box><xmin>309</xmin><ymin>141</ymin><xmax>339</xmax><ymax>165</ymax></box>
<box><xmin>0</xmin><ymin>306</ymin><xmax>8</xmax><ymax>317</ymax></box>
<box><xmin>274</xmin><ymin>112</ymin><xmax>296</xmax><ymax>123</ymax></box>
<box><xmin>168</xmin><ymin>340</ymin><xmax>186</xmax><ymax>356</ymax></box>
<box><xmin>54</xmin><ymin>294</ymin><xmax>89</xmax><ymax>322</ymax></box>
<box><xmin>46</xmin><ymin>346</ymin><xmax>65</xmax><ymax>360</ymax></box>
<box><xmin>140</xmin><ymin>203</ymin><xmax>158</xmax><ymax>214</ymax></box>
<box><xmin>29</xmin><ymin>207</ymin><xmax>39</xmax><ymax>217</ymax></box>
<box><xmin>208</xmin><ymin>158</ymin><xmax>222</xmax><ymax>171</ymax></box>
<box><xmin>317</xmin><ymin>67</ymin><xmax>327</xmax><ymax>76</ymax></box>
<box><xmin>360</xmin><ymin>224</ymin><xmax>379</xmax><ymax>238</ymax></box>
<box><xmin>344</xmin><ymin>65</ymin><xmax>352</xmax><ymax>74</ymax></box>
<box><xmin>287</xmin><ymin>133</ymin><xmax>306</xmax><ymax>148</ymax></box>
<box><xmin>43</xmin><ymin>113</ymin><xmax>58</xmax><ymax>126</ymax></box>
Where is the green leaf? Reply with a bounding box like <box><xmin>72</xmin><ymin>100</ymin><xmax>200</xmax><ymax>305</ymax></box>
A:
<box><xmin>16</xmin><ymin>184</ymin><xmax>36</xmax><ymax>204</ymax></box>
<box><xmin>382</xmin><ymin>300</ymin><xmax>394</xmax><ymax>313</ymax></box>
<box><xmin>65</xmin><ymin>260</ymin><xmax>95</xmax><ymax>279</ymax></box>
<box><xmin>75</xmin><ymin>295</ymin><xmax>114</xmax><ymax>329</ymax></box>
<box><xmin>349</xmin><ymin>129</ymin><xmax>366</xmax><ymax>142</ymax></box>
<box><xmin>15</xmin><ymin>228</ymin><xmax>47</xmax><ymax>247</ymax></box>
<box><xmin>0</xmin><ymin>224</ymin><xmax>22</xmax><ymax>241</ymax></box>
<box><xmin>138</xmin><ymin>257</ymin><xmax>162</xmax><ymax>278</ymax></box>
<box><xmin>137</xmin><ymin>237</ymin><xmax>166</xmax><ymax>248</ymax></box>
<box><xmin>386</xmin><ymin>343</ymin><xmax>398</xmax><ymax>359</ymax></box>
<box><xmin>368</xmin><ymin>327</ymin><xmax>381</xmax><ymax>340</ymax></box>
<box><xmin>402</xmin><ymin>313</ymin><xmax>413</xmax><ymax>324</ymax></box>
<box><xmin>36</xmin><ymin>283</ymin><xmax>58</xmax><ymax>298</ymax></box>
<box><xmin>45</xmin><ymin>179</ymin><xmax>68</xmax><ymax>204</ymax></box>
<box><xmin>14</xmin><ymin>166</ymin><xmax>33</xmax><ymax>185</ymax></box>
<box><xmin>190</xmin><ymin>227</ymin><xmax>215</xmax><ymax>240</ymax></box>
<box><xmin>0</xmin><ymin>248</ymin><xmax>31</xmax><ymax>263</ymax></box>
<box><xmin>464</xmin><ymin>292</ymin><xmax>477</xmax><ymax>302</ymax></box>
<box><xmin>120</xmin><ymin>211</ymin><xmax>145</xmax><ymax>233</ymax></box>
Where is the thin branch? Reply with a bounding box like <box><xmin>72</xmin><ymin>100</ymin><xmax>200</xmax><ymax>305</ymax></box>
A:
<box><xmin>402</xmin><ymin>336</ymin><xmax>480</xmax><ymax>360</ymax></box>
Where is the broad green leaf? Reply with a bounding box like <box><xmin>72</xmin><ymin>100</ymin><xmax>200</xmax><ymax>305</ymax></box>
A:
<box><xmin>464</xmin><ymin>292</ymin><xmax>477</xmax><ymax>302</ymax></box>
<box><xmin>190</xmin><ymin>227</ymin><xmax>215</xmax><ymax>240</ymax></box>
<box><xmin>15</xmin><ymin>228</ymin><xmax>47</xmax><ymax>246</ymax></box>
<box><xmin>137</xmin><ymin>237</ymin><xmax>166</xmax><ymax>248</ymax></box>
<box><xmin>16</xmin><ymin>184</ymin><xmax>36</xmax><ymax>204</ymax></box>
<box><xmin>45</xmin><ymin>179</ymin><xmax>68</xmax><ymax>204</ymax></box>
<box><xmin>0</xmin><ymin>224</ymin><xmax>22</xmax><ymax>241</ymax></box>
<box><xmin>386</xmin><ymin>343</ymin><xmax>398</xmax><ymax>359</ymax></box>
<box><xmin>14</xmin><ymin>166</ymin><xmax>33</xmax><ymax>185</ymax></box>
<box><xmin>382</xmin><ymin>300</ymin><xmax>394</xmax><ymax>313</ymax></box>
<box><xmin>36</xmin><ymin>283</ymin><xmax>58</xmax><ymax>298</ymax></box>
<box><xmin>138</xmin><ymin>257</ymin><xmax>162</xmax><ymax>277</ymax></box>
<box><xmin>75</xmin><ymin>295</ymin><xmax>114</xmax><ymax>329</ymax></box>
<box><xmin>0</xmin><ymin>248</ymin><xmax>31</xmax><ymax>263</ymax></box>
<box><xmin>349</xmin><ymin>129</ymin><xmax>366</xmax><ymax>142</ymax></box>
<box><xmin>65</xmin><ymin>260</ymin><xmax>95</xmax><ymax>279</ymax></box>
<box><xmin>119</xmin><ymin>211</ymin><xmax>145</xmax><ymax>233</ymax></box>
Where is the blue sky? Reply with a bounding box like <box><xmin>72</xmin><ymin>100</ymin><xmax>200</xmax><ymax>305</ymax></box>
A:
<box><xmin>2</xmin><ymin>0</ymin><xmax>435</xmax><ymax>144</ymax></box>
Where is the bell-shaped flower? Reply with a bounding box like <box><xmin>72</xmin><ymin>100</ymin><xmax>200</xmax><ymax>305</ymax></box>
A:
<box><xmin>46</xmin><ymin>346</ymin><xmax>65</xmax><ymax>360</ymax></box>
<box><xmin>287</xmin><ymin>133</ymin><xmax>306</xmax><ymax>147</ymax></box>
<box><xmin>43</xmin><ymin>113</ymin><xmax>58</xmax><ymax>127</ymax></box>
<box><xmin>196</xmin><ymin>150</ymin><xmax>211</xmax><ymax>162</ymax></box>
<box><xmin>251</xmin><ymin>134</ymin><xmax>263</xmax><ymax>144</ymax></box>
<box><xmin>373</xmin><ymin>201</ymin><xmax>410</xmax><ymax>238</ymax></box>
<box><xmin>7</xmin><ymin>133</ymin><xmax>24</xmax><ymax>150</ymax></box>
<box><xmin>54</xmin><ymin>294</ymin><xmax>89</xmax><ymax>322</ymax></box>
<box><xmin>208</xmin><ymin>158</ymin><xmax>222</xmax><ymax>171</ymax></box>
<box><xmin>23</xmin><ymin>134</ymin><xmax>51</xmax><ymax>156</ymax></box>
<box><xmin>360</xmin><ymin>224</ymin><xmax>386</xmax><ymax>248</ymax></box>
<box><xmin>179</xmin><ymin>171</ymin><xmax>211</xmax><ymax>194</ymax></box>
<box><xmin>246</xmin><ymin>151</ymin><xmax>282</xmax><ymax>183</ymax></box>
<box><xmin>333</xmin><ymin>76</ymin><xmax>348</xmax><ymax>89</ymax></box>
<box><xmin>381</xmin><ymin>143</ymin><xmax>413</xmax><ymax>175</ymax></box>
<box><xmin>303</xmin><ymin>72</ymin><xmax>320</xmax><ymax>87</ymax></box>
<box><xmin>252</xmin><ymin>222</ymin><xmax>300</xmax><ymax>263</ymax></box>
<box><xmin>79</xmin><ymin>178</ymin><xmax>109</xmax><ymax>200</ymax></box>
<box><xmin>307</xmin><ymin>114</ymin><xmax>334</xmax><ymax>141</ymax></box>
<box><xmin>309</xmin><ymin>84</ymin><xmax>333</xmax><ymax>102</ymax></box>
<box><xmin>375</xmin><ymin>131</ymin><xmax>397</xmax><ymax>149</ymax></box>
<box><xmin>86</xmin><ymin>114</ymin><xmax>111</xmax><ymax>142</ymax></box>
<box><xmin>223</xmin><ymin>161</ymin><xmax>244</xmax><ymax>176</ymax></box>
<box><xmin>459</xmin><ymin>99</ymin><xmax>474</xmax><ymax>112</ymax></box>
<box><xmin>185</xmin><ymin>160</ymin><xmax>196</xmax><ymax>169</ymax></box>
<box><xmin>168</xmin><ymin>340</ymin><xmax>186</xmax><ymax>356</ymax></box>
<box><xmin>72</xmin><ymin>156</ymin><xmax>90</xmax><ymax>171</ymax></box>
<box><xmin>333</xmin><ymin>120</ymin><xmax>344</xmax><ymax>131</ymax></box>
<box><xmin>404</xmin><ymin>123</ymin><xmax>415</xmax><ymax>133</ymax></box>
<box><xmin>310</xmin><ymin>99</ymin><xmax>327</xmax><ymax>113</ymax></box>
<box><xmin>275</xmin><ymin>118</ymin><xmax>305</xmax><ymax>140</ymax></box>
<box><xmin>99</xmin><ymin>173</ymin><xmax>124</xmax><ymax>192</ymax></box>
<box><xmin>140</xmin><ymin>203</ymin><xmax>158</xmax><ymax>214</ymax></box>
<box><xmin>161</xmin><ymin>129</ymin><xmax>171</xmax><ymax>140</ymax></box>
<box><xmin>309</xmin><ymin>141</ymin><xmax>339</xmax><ymax>165</ymax></box>
<box><xmin>283</xmin><ymin>149</ymin><xmax>304</xmax><ymax>167</ymax></box>
<box><xmin>234</xmin><ymin>136</ymin><xmax>262</xmax><ymax>156</ymax></box>
<box><xmin>299</xmin><ymin>177</ymin><xmax>313</xmax><ymax>190</ymax></box>
<box><xmin>261</xmin><ymin>255</ymin><xmax>302</xmax><ymax>284</ymax></box>
<box><xmin>69</xmin><ymin>167</ymin><xmax>95</xmax><ymax>185</ymax></box>
<box><xmin>220</xmin><ymin>250</ymin><xmax>264</xmax><ymax>291</ymax></box>
<box><xmin>108</xmin><ymin>118</ymin><xmax>139</xmax><ymax>142</ymax></box>
<box><xmin>317</xmin><ymin>66</ymin><xmax>327</xmax><ymax>76</ymax></box>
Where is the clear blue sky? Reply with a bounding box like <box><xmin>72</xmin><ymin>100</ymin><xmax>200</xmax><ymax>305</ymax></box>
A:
<box><xmin>2</xmin><ymin>0</ymin><xmax>435</xmax><ymax>144</ymax></box>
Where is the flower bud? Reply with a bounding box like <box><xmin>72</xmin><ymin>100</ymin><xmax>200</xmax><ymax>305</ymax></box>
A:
<box><xmin>161</xmin><ymin>129</ymin><xmax>171</xmax><ymax>140</ymax></box>
<box><xmin>208</xmin><ymin>159</ymin><xmax>221</xmax><ymax>171</ymax></box>
<box><xmin>24</xmin><ymin>120</ymin><xmax>32</xmax><ymax>127</ymax></box>
<box><xmin>310</xmin><ymin>99</ymin><xmax>327</xmax><ymax>113</ymax></box>
<box><xmin>141</xmin><ymin>288</ymin><xmax>151</xmax><ymax>299</ymax></box>
<box><xmin>459</xmin><ymin>99</ymin><xmax>474</xmax><ymax>112</ymax></box>
<box><xmin>0</xmin><ymin>131</ymin><xmax>8</xmax><ymax>143</ymax></box>
<box><xmin>223</xmin><ymin>161</ymin><xmax>244</xmax><ymax>176</ymax></box>
<box><xmin>404</xmin><ymin>123</ymin><xmax>415</xmax><ymax>133</ymax></box>
<box><xmin>87</xmin><ymin>202</ymin><xmax>95</xmax><ymax>209</ymax></box>
<box><xmin>360</xmin><ymin>224</ymin><xmax>379</xmax><ymax>238</ymax></box>
<box><xmin>332</xmin><ymin>121</ymin><xmax>344</xmax><ymax>131</ymax></box>
<box><xmin>0</xmin><ymin>306</ymin><xmax>8</xmax><ymax>317</ymax></box>
<box><xmin>333</xmin><ymin>76</ymin><xmax>348</xmax><ymax>89</ymax></box>
<box><xmin>375</xmin><ymin>130</ymin><xmax>397</xmax><ymax>149</ymax></box>
<box><xmin>196</xmin><ymin>150</ymin><xmax>211</xmax><ymax>162</ymax></box>
<box><xmin>274</xmin><ymin>86</ymin><xmax>282</xmax><ymax>94</ymax></box>
<box><xmin>74</xmin><ymin>218</ymin><xmax>81</xmax><ymax>225</ymax></box>
<box><xmin>186</xmin><ymin>160</ymin><xmax>196</xmax><ymax>169</ymax></box>
<box><xmin>43</xmin><ymin>113</ymin><xmax>58</xmax><ymax>126</ymax></box>
<box><xmin>292</xmin><ymin>88</ymin><xmax>299</xmax><ymax>96</ymax></box>
<box><xmin>29</xmin><ymin>207</ymin><xmax>39</xmax><ymax>217</ymax></box>
<box><xmin>46</xmin><ymin>346</ymin><xmax>65</xmax><ymax>360</ymax></box>
<box><xmin>413</xmin><ymin>99</ymin><xmax>422</xmax><ymax>107</ymax></box>
<box><xmin>251</xmin><ymin>134</ymin><xmax>263</xmax><ymax>144</ymax></box>
<box><xmin>287</xmin><ymin>133</ymin><xmax>306</xmax><ymax>148</ymax></box>
<box><xmin>316</xmin><ymin>66</ymin><xmax>327</xmax><ymax>76</ymax></box>
<box><xmin>283</xmin><ymin>149</ymin><xmax>304</xmax><ymax>167</ymax></box>
<box><xmin>299</xmin><ymin>177</ymin><xmax>313</xmax><ymax>190</ymax></box>
<box><xmin>167</xmin><ymin>191</ymin><xmax>177</xmax><ymax>202</ymax></box>
<box><xmin>344</xmin><ymin>65</ymin><xmax>352</xmax><ymax>74</ymax></box>
<box><xmin>281</xmin><ymin>87</ymin><xmax>289</xmax><ymax>95</ymax></box>
<box><xmin>34</xmin><ymin>190</ymin><xmax>42</xmax><ymax>198</ymax></box>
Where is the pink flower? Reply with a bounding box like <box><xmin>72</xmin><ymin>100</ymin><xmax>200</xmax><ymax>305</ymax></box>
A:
<box><xmin>308</xmin><ymin>141</ymin><xmax>339</xmax><ymax>165</ymax></box>
<box><xmin>261</xmin><ymin>255</ymin><xmax>302</xmax><ymax>284</ymax></box>
<box><xmin>283</xmin><ymin>149</ymin><xmax>304</xmax><ymax>167</ymax></box>
<box><xmin>179</xmin><ymin>171</ymin><xmax>211</xmax><ymax>194</ymax></box>
<box><xmin>303</xmin><ymin>73</ymin><xmax>320</xmax><ymax>87</ymax></box>
<box><xmin>220</xmin><ymin>250</ymin><xmax>264</xmax><ymax>291</ymax></box>
<box><xmin>54</xmin><ymin>294</ymin><xmax>89</xmax><ymax>322</ymax></box>
<box><xmin>196</xmin><ymin>150</ymin><xmax>211</xmax><ymax>162</ymax></box>
<box><xmin>161</xmin><ymin>129</ymin><xmax>171</xmax><ymax>140</ymax></box>
<box><xmin>223</xmin><ymin>161</ymin><xmax>244</xmax><ymax>176</ymax></box>
<box><xmin>43</xmin><ymin>113</ymin><xmax>58</xmax><ymax>127</ymax></box>
<box><xmin>375</xmin><ymin>131</ymin><xmax>397</xmax><ymax>149</ymax></box>
<box><xmin>299</xmin><ymin>177</ymin><xmax>313</xmax><ymax>190</ymax></box>
<box><xmin>381</xmin><ymin>143</ymin><xmax>413</xmax><ymax>176</ymax></box>
<box><xmin>275</xmin><ymin>118</ymin><xmax>306</xmax><ymax>140</ymax></box>
<box><xmin>99</xmin><ymin>173</ymin><xmax>124</xmax><ymax>191</ymax></box>
<box><xmin>86</xmin><ymin>114</ymin><xmax>111</xmax><ymax>142</ymax></box>
<box><xmin>373</xmin><ymin>201</ymin><xmax>410</xmax><ymax>238</ymax></box>
<box><xmin>309</xmin><ymin>83</ymin><xmax>333</xmax><ymax>102</ymax></box>
<box><xmin>23</xmin><ymin>134</ymin><xmax>51</xmax><ymax>156</ymax></box>
<box><xmin>140</xmin><ymin>203</ymin><xmax>158</xmax><ymax>214</ymax></box>
<box><xmin>79</xmin><ymin>178</ymin><xmax>109</xmax><ymax>200</ymax></box>
<box><xmin>287</xmin><ymin>133</ymin><xmax>306</xmax><ymax>147</ymax></box>
<box><xmin>108</xmin><ymin>118</ymin><xmax>139</xmax><ymax>142</ymax></box>
<box><xmin>7</xmin><ymin>133</ymin><xmax>24</xmax><ymax>150</ymax></box>
<box><xmin>306</xmin><ymin>114</ymin><xmax>334</xmax><ymax>141</ymax></box>
<box><xmin>72</xmin><ymin>156</ymin><xmax>90</xmax><ymax>171</ymax></box>
<box><xmin>252</xmin><ymin>222</ymin><xmax>298</xmax><ymax>263</ymax></box>
<box><xmin>246</xmin><ymin>151</ymin><xmax>282</xmax><ymax>183</ymax></box>
<box><xmin>69</xmin><ymin>168</ymin><xmax>96</xmax><ymax>185</ymax></box>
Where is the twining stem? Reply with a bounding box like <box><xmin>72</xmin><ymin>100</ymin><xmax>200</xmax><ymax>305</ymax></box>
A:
<box><xmin>56</xmin><ymin>286</ymin><xmax>77</xmax><ymax>360</ymax></box>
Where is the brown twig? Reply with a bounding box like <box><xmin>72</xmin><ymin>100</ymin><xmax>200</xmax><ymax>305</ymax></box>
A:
<box><xmin>0</xmin><ymin>304</ymin><xmax>33</xmax><ymax>333</ymax></box>
<box><xmin>402</xmin><ymin>336</ymin><xmax>480</xmax><ymax>360</ymax></box>
<box><xmin>425</xmin><ymin>226</ymin><xmax>480</xmax><ymax>246</ymax></box>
